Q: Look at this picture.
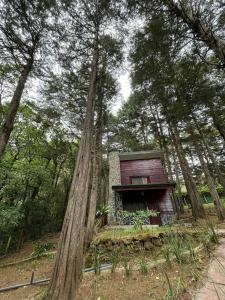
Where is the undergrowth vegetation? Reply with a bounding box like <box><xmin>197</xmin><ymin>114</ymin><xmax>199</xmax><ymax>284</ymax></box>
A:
<box><xmin>84</xmin><ymin>222</ymin><xmax>221</xmax><ymax>299</ymax></box>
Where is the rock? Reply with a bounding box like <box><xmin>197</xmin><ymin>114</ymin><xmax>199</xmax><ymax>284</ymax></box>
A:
<box><xmin>144</xmin><ymin>241</ymin><xmax>154</xmax><ymax>250</ymax></box>
<box><xmin>151</xmin><ymin>238</ymin><xmax>163</xmax><ymax>247</ymax></box>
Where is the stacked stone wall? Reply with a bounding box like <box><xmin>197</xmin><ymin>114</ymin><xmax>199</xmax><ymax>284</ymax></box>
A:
<box><xmin>108</xmin><ymin>152</ymin><xmax>121</xmax><ymax>223</ymax></box>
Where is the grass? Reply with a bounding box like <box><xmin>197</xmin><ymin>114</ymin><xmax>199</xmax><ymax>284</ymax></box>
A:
<box><xmin>95</xmin><ymin>226</ymin><xmax>177</xmax><ymax>241</ymax></box>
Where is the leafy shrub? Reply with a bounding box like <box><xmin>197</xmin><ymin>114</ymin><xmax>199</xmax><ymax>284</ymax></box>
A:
<box><xmin>96</xmin><ymin>204</ymin><xmax>109</xmax><ymax>227</ymax></box>
<box><xmin>96</xmin><ymin>204</ymin><xmax>109</xmax><ymax>218</ymax></box>
<box><xmin>32</xmin><ymin>242</ymin><xmax>54</xmax><ymax>257</ymax></box>
<box><xmin>121</xmin><ymin>210</ymin><xmax>158</xmax><ymax>230</ymax></box>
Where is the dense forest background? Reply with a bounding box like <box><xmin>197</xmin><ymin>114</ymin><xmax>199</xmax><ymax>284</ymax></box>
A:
<box><xmin>0</xmin><ymin>0</ymin><xmax>225</xmax><ymax>259</ymax></box>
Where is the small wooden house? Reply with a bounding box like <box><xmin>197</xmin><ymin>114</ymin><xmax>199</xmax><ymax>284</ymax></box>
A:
<box><xmin>108</xmin><ymin>151</ymin><xmax>176</xmax><ymax>225</ymax></box>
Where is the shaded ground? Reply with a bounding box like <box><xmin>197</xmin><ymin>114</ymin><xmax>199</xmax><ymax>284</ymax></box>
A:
<box><xmin>0</xmin><ymin>211</ymin><xmax>224</xmax><ymax>300</ymax></box>
<box><xmin>0</xmin><ymin>233</ymin><xmax>207</xmax><ymax>300</ymax></box>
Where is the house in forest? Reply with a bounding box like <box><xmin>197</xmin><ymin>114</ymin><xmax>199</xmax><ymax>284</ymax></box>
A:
<box><xmin>108</xmin><ymin>151</ymin><xmax>176</xmax><ymax>226</ymax></box>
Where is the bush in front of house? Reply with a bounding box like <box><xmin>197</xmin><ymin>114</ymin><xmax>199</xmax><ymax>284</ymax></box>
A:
<box><xmin>121</xmin><ymin>210</ymin><xmax>158</xmax><ymax>230</ymax></box>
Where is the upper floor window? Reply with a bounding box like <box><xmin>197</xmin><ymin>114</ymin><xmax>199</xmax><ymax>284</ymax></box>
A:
<box><xmin>131</xmin><ymin>176</ymin><xmax>149</xmax><ymax>185</ymax></box>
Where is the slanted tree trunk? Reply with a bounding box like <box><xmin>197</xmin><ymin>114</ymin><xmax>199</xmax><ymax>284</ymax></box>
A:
<box><xmin>47</xmin><ymin>37</ymin><xmax>99</xmax><ymax>300</ymax></box>
<box><xmin>188</xmin><ymin>125</ymin><xmax>225</xmax><ymax>221</ymax></box>
<box><xmin>191</xmin><ymin>113</ymin><xmax>225</xmax><ymax>191</ymax></box>
<box><xmin>164</xmin><ymin>0</ymin><xmax>225</xmax><ymax>66</ymax></box>
<box><xmin>206</xmin><ymin>103</ymin><xmax>225</xmax><ymax>142</ymax></box>
<box><xmin>169</xmin><ymin>123</ymin><xmax>205</xmax><ymax>219</ymax></box>
<box><xmin>0</xmin><ymin>60</ymin><xmax>33</xmax><ymax>158</ymax></box>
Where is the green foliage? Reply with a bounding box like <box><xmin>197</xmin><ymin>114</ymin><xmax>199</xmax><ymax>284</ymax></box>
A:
<box><xmin>186</xmin><ymin>238</ymin><xmax>196</xmax><ymax>262</ymax></box>
<box><xmin>122</xmin><ymin>210</ymin><xmax>158</xmax><ymax>230</ymax></box>
<box><xmin>163</xmin><ymin>272</ymin><xmax>185</xmax><ymax>300</ymax></box>
<box><xmin>32</xmin><ymin>242</ymin><xmax>55</xmax><ymax>257</ymax></box>
<box><xmin>93</xmin><ymin>246</ymin><xmax>101</xmax><ymax>276</ymax></box>
<box><xmin>0</xmin><ymin>204</ymin><xmax>23</xmax><ymax>234</ymax></box>
<box><xmin>198</xmin><ymin>184</ymin><xmax>224</xmax><ymax>196</ymax></box>
<box><xmin>139</xmin><ymin>257</ymin><xmax>148</xmax><ymax>275</ymax></box>
<box><xmin>207</xmin><ymin>222</ymin><xmax>219</xmax><ymax>244</ymax></box>
<box><xmin>162</xmin><ymin>245</ymin><xmax>171</xmax><ymax>266</ymax></box>
<box><xmin>110</xmin><ymin>247</ymin><xmax>120</xmax><ymax>274</ymax></box>
<box><xmin>169</xmin><ymin>237</ymin><xmax>185</xmax><ymax>264</ymax></box>
<box><xmin>0</xmin><ymin>103</ymin><xmax>77</xmax><ymax>250</ymax></box>
<box><xmin>96</xmin><ymin>204</ymin><xmax>109</xmax><ymax>219</ymax></box>
<box><xmin>123</xmin><ymin>259</ymin><xmax>132</xmax><ymax>278</ymax></box>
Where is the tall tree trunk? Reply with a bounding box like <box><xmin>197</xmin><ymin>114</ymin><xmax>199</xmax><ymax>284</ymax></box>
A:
<box><xmin>149</xmin><ymin>103</ymin><xmax>181</xmax><ymax>217</ymax></box>
<box><xmin>169</xmin><ymin>123</ymin><xmax>205</xmax><ymax>219</ymax></box>
<box><xmin>164</xmin><ymin>0</ymin><xmax>225</xmax><ymax>66</ymax></box>
<box><xmin>47</xmin><ymin>37</ymin><xmax>99</xmax><ymax>300</ymax></box>
<box><xmin>0</xmin><ymin>60</ymin><xmax>33</xmax><ymax>158</ymax></box>
<box><xmin>85</xmin><ymin>102</ymin><xmax>102</xmax><ymax>246</ymax></box>
<box><xmin>170</xmin><ymin>143</ymin><xmax>185</xmax><ymax>212</ymax></box>
<box><xmin>188</xmin><ymin>125</ymin><xmax>225</xmax><ymax>220</ymax></box>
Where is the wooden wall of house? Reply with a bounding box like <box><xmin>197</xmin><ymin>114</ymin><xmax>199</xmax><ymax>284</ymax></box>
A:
<box><xmin>147</xmin><ymin>189</ymin><xmax>173</xmax><ymax>213</ymax></box>
<box><xmin>120</xmin><ymin>159</ymin><xmax>167</xmax><ymax>185</ymax></box>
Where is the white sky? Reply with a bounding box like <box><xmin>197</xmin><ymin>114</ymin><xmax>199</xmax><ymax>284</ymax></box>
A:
<box><xmin>112</xmin><ymin>72</ymin><xmax>131</xmax><ymax>114</ymax></box>
<box><xmin>119</xmin><ymin>73</ymin><xmax>131</xmax><ymax>101</ymax></box>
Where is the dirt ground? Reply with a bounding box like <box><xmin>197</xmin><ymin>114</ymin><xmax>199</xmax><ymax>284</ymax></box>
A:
<box><xmin>0</xmin><ymin>225</ymin><xmax>225</xmax><ymax>299</ymax></box>
<box><xmin>0</xmin><ymin>257</ymin><xmax>202</xmax><ymax>300</ymax></box>
<box><xmin>0</xmin><ymin>243</ymin><xmax>207</xmax><ymax>300</ymax></box>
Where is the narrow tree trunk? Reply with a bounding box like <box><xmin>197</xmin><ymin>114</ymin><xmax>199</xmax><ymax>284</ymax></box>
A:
<box><xmin>171</xmin><ymin>145</ymin><xmax>185</xmax><ymax>213</ymax></box>
<box><xmin>188</xmin><ymin>125</ymin><xmax>225</xmax><ymax>220</ymax></box>
<box><xmin>169</xmin><ymin>123</ymin><xmax>205</xmax><ymax>219</ymax></box>
<box><xmin>0</xmin><ymin>60</ymin><xmax>33</xmax><ymax>158</ymax></box>
<box><xmin>47</xmin><ymin>37</ymin><xmax>99</xmax><ymax>300</ymax></box>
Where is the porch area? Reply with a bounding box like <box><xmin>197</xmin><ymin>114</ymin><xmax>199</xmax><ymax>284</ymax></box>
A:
<box><xmin>111</xmin><ymin>184</ymin><xmax>175</xmax><ymax>226</ymax></box>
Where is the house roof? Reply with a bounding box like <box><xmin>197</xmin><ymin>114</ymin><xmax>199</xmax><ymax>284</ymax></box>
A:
<box><xmin>119</xmin><ymin>150</ymin><xmax>164</xmax><ymax>161</ymax></box>
<box><xmin>112</xmin><ymin>182</ymin><xmax>176</xmax><ymax>192</ymax></box>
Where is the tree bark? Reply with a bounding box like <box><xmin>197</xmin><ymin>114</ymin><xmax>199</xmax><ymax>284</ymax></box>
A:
<box><xmin>85</xmin><ymin>101</ymin><xmax>102</xmax><ymax>246</ymax></box>
<box><xmin>170</xmin><ymin>143</ymin><xmax>185</xmax><ymax>213</ymax></box>
<box><xmin>169</xmin><ymin>123</ymin><xmax>205</xmax><ymax>219</ymax></box>
<box><xmin>189</xmin><ymin>125</ymin><xmax>225</xmax><ymax>220</ymax></box>
<box><xmin>164</xmin><ymin>0</ymin><xmax>225</xmax><ymax>66</ymax></box>
<box><xmin>47</xmin><ymin>36</ymin><xmax>99</xmax><ymax>300</ymax></box>
<box><xmin>0</xmin><ymin>60</ymin><xmax>33</xmax><ymax>158</ymax></box>
<box><xmin>150</xmin><ymin>104</ymin><xmax>180</xmax><ymax>217</ymax></box>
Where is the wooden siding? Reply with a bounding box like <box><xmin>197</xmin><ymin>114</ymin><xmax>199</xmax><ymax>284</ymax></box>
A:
<box><xmin>120</xmin><ymin>158</ymin><xmax>167</xmax><ymax>185</ymax></box>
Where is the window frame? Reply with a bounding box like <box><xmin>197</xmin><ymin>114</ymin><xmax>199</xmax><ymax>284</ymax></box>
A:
<box><xmin>130</xmin><ymin>176</ymin><xmax>150</xmax><ymax>185</ymax></box>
